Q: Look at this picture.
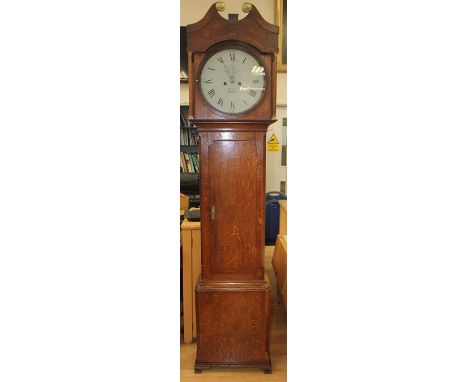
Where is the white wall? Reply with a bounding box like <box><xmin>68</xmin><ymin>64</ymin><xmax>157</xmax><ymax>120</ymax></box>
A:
<box><xmin>266</xmin><ymin>106</ymin><xmax>287</xmax><ymax>193</ymax></box>
<box><xmin>181</xmin><ymin>0</ymin><xmax>287</xmax><ymax>193</ymax></box>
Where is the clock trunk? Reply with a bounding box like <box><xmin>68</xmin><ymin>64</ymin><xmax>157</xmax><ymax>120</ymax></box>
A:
<box><xmin>200</xmin><ymin>129</ymin><xmax>266</xmax><ymax>281</ymax></box>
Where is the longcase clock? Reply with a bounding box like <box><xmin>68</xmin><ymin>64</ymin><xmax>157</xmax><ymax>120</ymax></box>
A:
<box><xmin>186</xmin><ymin>2</ymin><xmax>279</xmax><ymax>373</ymax></box>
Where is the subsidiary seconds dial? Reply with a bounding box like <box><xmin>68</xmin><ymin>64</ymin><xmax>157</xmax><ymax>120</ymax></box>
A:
<box><xmin>198</xmin><ymin>48</ymin><xmax>266</xmax><ymax>114</ymax></box>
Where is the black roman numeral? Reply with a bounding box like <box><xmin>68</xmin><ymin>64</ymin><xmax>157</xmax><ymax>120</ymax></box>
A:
<box><xmin>208</xmin><ymin>67</ymin><xmax>215</xmax><ymax>71</ymax></box>
<box><xmin>217</xmin><ymin>56</ymin><xmax>224</xmax><ymax>63</ymax></box>
<box><xmin>230</xmin><ymin>52</ymin><xmax>235</xmax><ymax>61</ymax></box>
<box><xmin>217</xmin><ymin>98</ymin><xmax>223</xmax><ymax>106</ymax></box>
<box><xmin>230</xmin><ymin>101</ymin><xmax>235</xmax><ymax>112</ymax></box>
<box><xmin>208</xmin><ymin>89</ymin><xmax>215</xmax><ymax>98</ymax></box>
<box><xmin>203</xmin><ymin>79</ymin><xmax>213</xmax><ymax>83</ymax></box>
<box><xmin>249</xmin><ymin>90</ymin><xmax>257</xmax><ymax>97</ymax></box>
<box><xmin>243</xmin><ymin>100</ymin><xmax>248</xmax><ymax>106</ymax></box>
<box><xmin>242</xmin><ymin>57</ymin><xmax>246</xmax><ymax>63</ymax></box>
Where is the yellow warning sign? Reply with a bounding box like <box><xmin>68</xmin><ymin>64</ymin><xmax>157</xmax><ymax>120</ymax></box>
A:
<box><xmin>267</xmin><ymin>133</ymin><xmax>280</xmax><ymax>151</ymax></box>
<box><xmin>268</xmin><ymin>133</ymin><xmax>280</xmax><ymax>144</ymax></box>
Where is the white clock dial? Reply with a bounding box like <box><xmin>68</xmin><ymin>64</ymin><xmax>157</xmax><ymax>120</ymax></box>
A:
<box><xmin>199</xmin><ymin>48</ymin><xmax>266</xmax><ymax>114</ymax></box>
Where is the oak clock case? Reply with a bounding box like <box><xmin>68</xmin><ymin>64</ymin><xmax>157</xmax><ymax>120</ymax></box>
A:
<box><xmin>197</xmin><ymin>44</ymin><xmax>267</xmax><ymax>115</ymax></box>
<box><xmin>186</xmin><ymin>2</ymin><xmax>279</xmax><ymax>374</ymax></box>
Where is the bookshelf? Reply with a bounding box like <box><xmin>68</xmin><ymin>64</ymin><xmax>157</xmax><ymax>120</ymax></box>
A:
<box><xmin>180</xmin><ymin>105</ymin><xmax>199</xmax><ymax>174</ymax></box>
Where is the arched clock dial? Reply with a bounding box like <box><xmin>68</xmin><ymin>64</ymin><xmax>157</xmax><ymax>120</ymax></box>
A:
<box><xmin>198</xmin><ymin>48</ymin><xmax>266</xmax><ymax>114</ymax></box>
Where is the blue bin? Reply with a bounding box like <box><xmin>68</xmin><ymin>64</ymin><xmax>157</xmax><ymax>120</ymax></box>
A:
<box><xmin>265</xmin><ymin>191</ymin><xmax>287</xmax><ymax>245</ymax></box>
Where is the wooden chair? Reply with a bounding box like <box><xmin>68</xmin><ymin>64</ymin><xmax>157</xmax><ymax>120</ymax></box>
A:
<box><xmin>272</xmin><ymin>234</ymin><xmax>287</xmax><ymax>310</ymax></box>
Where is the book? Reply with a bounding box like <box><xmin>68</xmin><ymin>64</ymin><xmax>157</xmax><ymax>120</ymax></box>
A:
<box><xmin>190</xmin><ymin>153</ymin><xmax>197</xmax><ymax>173</ymax></box>
<box><xmin>180</xmin><ymin>152</ymin><xmax>187</xmax><ymax>173</ymax></box>
<box><xmin>184</xmin><ymin>153</ymin><xmax>192</xmax><ymax>173</ymax></box>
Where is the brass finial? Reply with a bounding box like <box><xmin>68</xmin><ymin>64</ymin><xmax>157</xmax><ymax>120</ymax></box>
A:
<box><xmin>215</xmin><ymin>1</ymin><xmax>225</xmax><ymax>12</ymax></box>
<box><xmin>242</xmin><ymin>2</ymin><xmax>252</xmax><ymax>13</ymax></box>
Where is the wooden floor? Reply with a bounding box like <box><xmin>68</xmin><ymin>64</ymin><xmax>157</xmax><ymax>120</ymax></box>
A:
<box><xmin>180</xmin><ymin>246</ymin><xmax>287</xmax><ymax>382</ymax></box>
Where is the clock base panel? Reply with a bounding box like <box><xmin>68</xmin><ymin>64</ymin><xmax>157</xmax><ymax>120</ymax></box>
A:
<box><xmin>195</xmin><ymin>280</ymin><xmax>272</xmax><ymax>371</ymax></box>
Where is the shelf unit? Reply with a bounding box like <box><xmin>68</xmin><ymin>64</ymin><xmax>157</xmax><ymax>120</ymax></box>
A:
<box><xmin>180</xmin><ymin>105</ymin><xmax>199</xmax><ymax>174</ymax></box>
<box><xmin>180</xmin><ymin>145</ymin><xmax>198</xmax><ymax>153</ymax></box>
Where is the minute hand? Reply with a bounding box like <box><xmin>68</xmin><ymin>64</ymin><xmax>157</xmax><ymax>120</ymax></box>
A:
<box><xmin>224</xmin><ymin>64</ymin><xmax>236</xmax><ymax>83</ymax></box>
<box><xmin>223</xmin><ymin>64</ymin><xmax>234</xmax><ymax>81</ymax></box>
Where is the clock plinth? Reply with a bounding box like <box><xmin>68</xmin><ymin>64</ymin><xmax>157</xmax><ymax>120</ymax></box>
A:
<box><xmin>194</xmin><ymin>278</ymin><xmax>272</xmax><ymax>373</ymax></box>
<box><xmin>187</xmin><ymin>3</ymin><xmax>279</xmax><ymax>373</ymax></box>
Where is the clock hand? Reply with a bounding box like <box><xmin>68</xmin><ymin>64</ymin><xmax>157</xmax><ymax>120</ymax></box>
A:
<box><xmin>223</xmin><ymin>63</ymin><xmax>235</xmax><ymax>83</ymax></box>
<box><xmin>230</xmin><ymin>63</ymin><xmax>239</xmax><ymax>84</ymax></box>
<box><xmin>231</xmin><ymin>62</ymin><xmax>236</xmax><ymax>78</ymax></box>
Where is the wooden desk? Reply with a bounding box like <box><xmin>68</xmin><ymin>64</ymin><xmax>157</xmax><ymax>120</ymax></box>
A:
<box><xmin>181</xmin><ymin>215</ymin><xmax>201</xmax><ymax>344</ymax></box>
<box><xmin>279</xmin><ymin>200</ymin><xmax>287</xmax><ymax>236</ymax></box>
<box><xmin>180</xmin><ymin>193</ymin><xmax>189</xmax><ymax>211</ymax></box>
<box><xmin>276</xmin><ymin>201</ymin><xmax>287</xmax><ymax>309</ymax></box>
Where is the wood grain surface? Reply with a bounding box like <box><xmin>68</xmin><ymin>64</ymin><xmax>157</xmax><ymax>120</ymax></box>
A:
<box><xmin>196</xmin><ymin>289</ymin><xmax>270</xmax><ymax>365</ymax></box>
<box><xmin>187</xmin><ymin>3</ymin><xmax>279</xmax><ymax>122</ymax></box>
<box><xmin>185</xmin><ymin>2</ymin><xmax>280</xmax><ymax>373</ymax></box>
<box><xmin>209</xmin><ymin>140</ymin><xmax>257</xmax><ymax>275</ymax></box>
<box><xmin>180</xmin><ymin>247</ymin><xmax>287</xmax><ymax>381</ymax></box>
<box><xmin>199</xmin><ymin>129</ymin><xmax>268</xmax><ymax>282</ymax></box>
